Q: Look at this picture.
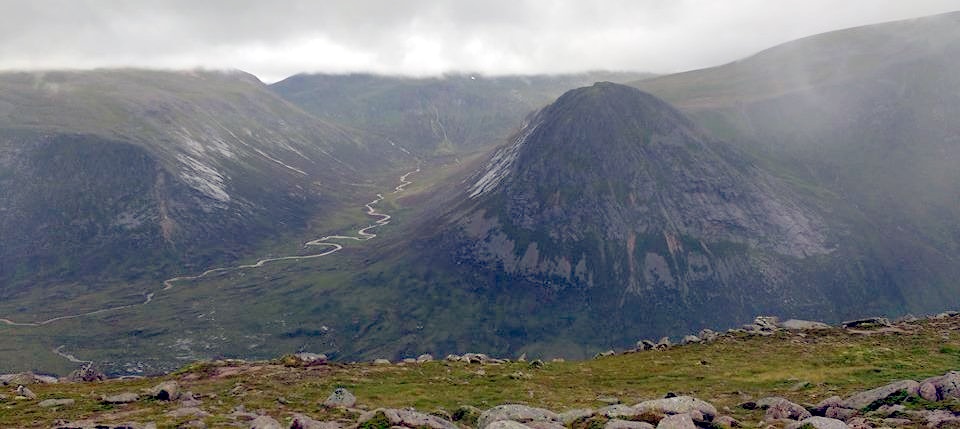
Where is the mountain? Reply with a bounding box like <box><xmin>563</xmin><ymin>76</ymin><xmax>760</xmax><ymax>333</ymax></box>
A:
<box><xmin>270</xmin><ymin>72</ymin><xmax>655</xmax><ymax>155</ymax></box>
<box><xmin>634</xmin><ymin>10</ymin><xmax>960</xmax><ymax>311</ymax></box>
<box><xmin>0</xmin><ymin>69</ymin><xmax>409</xmax><ymax>298</ymax></box>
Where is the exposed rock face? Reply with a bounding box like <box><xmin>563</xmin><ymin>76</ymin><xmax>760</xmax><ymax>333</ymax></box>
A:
<box><xmin>841</xmin><ymin>380</ymin><xmax>919</xmax><ymax>409</ymax></box>
<box><xmin>764</xmin><ymin>399</ymin><xmax>812</xmax><ymax>421</ymax></box>
<box><xmin>148</xmin><ymin>381</ymin><xmax>180</xmax><ymax>401</ymax></box>
<box><xmin>322</xmin><ymin>388</ymin><xmax>356</xmax><ymax>408</ymax></box>
<box><xmin>655</xmin><ymin>414</ymin><xmax>696</xmax><ymax>429</ymax></box>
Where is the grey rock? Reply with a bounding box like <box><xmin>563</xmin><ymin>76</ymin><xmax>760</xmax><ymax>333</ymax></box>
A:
<box><xmin>180</xmin><ymin>421</ymin><xmax>207</xmax><ymax>429</ymax></box>
<box><xmin>843</xmin><ymin>417</ymin><xmax>871</xmax><ymax>429</ymax></box>
<box><xmin>67</xmin><ymin>365</ymin><xmax>106</xmax><ymax>382</ymax></box>
<box><xmin>595</xmin><ymin>350</ymin><xmax>616</xmax><ymax>359</ymax></box>
<box><xmin>637</xmin><ymin>340</ymin><xmax>657</xmax><ymax>351</ymax></box>
<box><xmin>521</xmin><ymin>421</ymin><xmax>565</xmax><ymax>429</ymax></box>
<box><xmin>753</xmin><ymin>316</ymin><xmax>780</xmax><ymax>330</ymax></box>
<box><xmin>925</xmin><ymin>410</ymin><xmax>960</xmax><ymax>427</ymax></box>
<box><xmin>597</xmin><ymin>395</ymin><xmax>621</xmax><ymax>405</ymax></box>
<box><xmin>417</xmin><ymin>354</ymin><xmax>435</xmax><ymax>363</ymax></box>
<box><xmin>558</xmin><ymin>409</ymin><xmax>594</xmax><ymax>424</ymax></box>
<box><xmin>248</xmin><ymin>415</ymin><xmax>283</xmax><ymax>429</ymax></box>
<box><xmin>881</xmin><ymin>417</ymin><xmax>913</xmax><ymax>426</ymax></box>
<box><xmin>604</xmin><ymin>420</ymin><xmax>654</xmax><ymax>429</ymax></box>
<box><xmin>698</xmin><ymin>329</ymin><xmax>720</xmax><ymax>342</ymax></box>
<box><xmin>786</xmin><ymin>417</ymin><xmax>850</xmax><ymax>429</ymax></box>
<box><xmin>102</xmin><ymin>392</ymin><xmax>140</xmax><ymax>404</ymax></box>
<box><xmin>294</xmin><ymin>353</ymin><xmax>328</xmax><ymax>365</ymax></box>
<box><xmin>445</xmin><ymin>355</ymin><xmax>461</xmax><ymax>362</ymax></box>
<box><xmin>842</xmin><ymin>380</ymin><xmax>919</xmax><ymax>409</ymax></box>
<box><xmin>713</xmin><ymin>416</ymin><xmax>741</xmax><ymax>428</ymax></box>
<box><xmin>919</xmin><ymin>371</ymin><xmax>960</xmax><ymax>401</ymax></box>
<box><xmin>634</xmin><ymin>396</ymin><xmax>717</xmax><ymax>421</ymax></box>
<box><xmin>764</xmin><ymin>399</ymin><xmax>812</xmax><ymax>421</ymax></box>
<box><xmin>16</xmin><ymin>385</ymin><xmax>37</xmax><ymax>400</ymax></box>
<box><xmin>813</xmin><ymin>396</ymin><xmax>845</xmax><ymax>415</ymax></box>
<box><xmin>681</xmin><ymin>335</ymin><xmax>701</xmax><ymax>345</ymax></box>
<box><xmin>323</xmin><ymin>387</ymin><xmax>357</xmax><ymax>408</ymax></box>
<box><xmin>374</xmin><ymin>359</ymin><xmax>392</xmax><ymax>365</ymax></box>
<box><xmin>598</xmin><ymin>404</ymin><xmax>640</xmax><ymax>418</ymax></box>
<box><xmin>824</xmin><ymin>407</ymin><xmax>858</xmax><ymax>421</ymax></box>
<box><xmin>656</xmin><ymin>413</ymin><xmax>696</xmax><ymax>429</ymax></box>
<box><xmin>359</xmin><ymin>408</ymin><xmax>458</xmax><ymax>429</ymax></box>
<box><xmin>1</xmin><ymin>372</ymin><xmax>58</xmax><ymax>385</ymax></box>
<box><xmin>840</xmin><ymin>317</ymin><xmax>891</xmax><ymax>329</ymax></box>
<box><xmin>486</xmin><ymin>422</ymin><xmax>533</xmax><ymax>429</ymax></box>
<box><xmin>39</xmin><ymin>398</ymin><xmax>75</xmax><ymax>407</ymax></box>
<box><xmin>780</xmin><ymin>319</ymin><xmax>831</xmax><ymax>330</ymax></box>
<box><xmin>754</xmin><ymin>396</ymin><xmax>789</xmax><ymax>409</ymax></box>
<box><xmin>868</xmin><ymin>404</ymin><xmax>905</xmax><ymax>418</ymax></box>
<box><xmin>148</xmin><ymin>380</ymin><xmax>180</xmax><ymax>401</ymax></box>
<box><xmin>290</xmin><ymin>414</ymin><xmax>343</xmax><ymax>429</ymax></box>
<box><xmin>656</xmin><ymin>337</ymin><xmax>672</xmax><ymax>349</ymax></box>
<box><xmin>478</xmin><ymin>404</ymin><xmax>562</xmax><ymax>429</ymax></box>
<box><xmin>402</xmin><ymin>358</ymin><xmax>418</xmax><ymax>364</ymax></box>
<box><xmin>453</xmin><ymin>405</ymin><xmax>484</xmax><ymax>425</ymax></box>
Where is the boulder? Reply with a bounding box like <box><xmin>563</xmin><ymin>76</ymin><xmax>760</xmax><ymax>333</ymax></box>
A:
<box><xmin>604</xmin><ymin>420</ymin><xmax>654</xmax><ymax>429</ymax></box>
<box><xmin>764</xmin><ymin>399</ymin><xmax>812</xmax><ymax>421</ymax></box>
<box><xmin>373</xmin><ymin>359</ymin><xmax>391</xmax><ymax>365</ymax></box>
<box><xmin>919</xmin><ymin>371</ymin><xmax>960</xmax><ymax>401</ymax></box>
<box><xmin>67</xmin><ymin>365</ymin><xmax>107</xmax><ymax>382</ymax></box>
<box><xmin>634</xmin><ymin>396</ymin><xmax>717</xmax><ymax>421</ymax></box>
<box><xmin>637</xmin><ymin>340</ymin><xmax>656</xmax><ymax>351</ymax></box>
<box><xmin>655</xmin><ymin>337</ymin><xmax>672</xmax><ymax>350</ymax></box>
<box><xmin>486</xmin><ymin>422</ymin><xmax>533</xmax><ymax>429</ymax></box>
<box><xmin>597</xmin><ymin>395</ymin><xmax>620</xmax><ymax>405</ymax></box>
<box><xmin>16</xmin><ymin>385</ymin><xmax>37</xmax><ymax>400</ymax></box>
<box><xmin>786</xmin><ymin>417</ymin><xmax>850</xmax><ymax>429</ymax></box>
<box><xmin>558</xmin><ymin>409</ymin><xmax>594</xmax><ymax>424</ymax></box>
<box><xmin>323</xmin><ymin>387</ymin><xmax>356</xmax><ymax>408</ymax></box>
<box><xmin>359</xmin><ymin>408</ymin><xmax>459</xmax><ymax>429</ymax></box>
<box><xmin>417</xmin><ymin>354</ymin><xmax>435</xmax><ymax>363</ymax></box>
<box><xmin>39</xmin><ymin>398</ymin><xmax>75</xmax><ymax>407</ymax></box>
<box><xmin>293</xmin><ymin>353</ymin><xmax>328</xmax><ymax>366</ymax></box>
<box><xmin>812</xmin><ymin>396</ymin><xmax>844</xmax><ymax>415</ymax></box>
<box><xmin>925</xmin><ymin>410</ymin><xmax>960</xmax><ymax>427</ymax></box>
<box><xmin>842</xmin><ymin>380</ymin><xmax>919</xmax><ymax>410</ymax></box>
<box><xmin>754</xmin><ymin>397</ymin><xmax>789</xmax><ymax>409</ymax></box>
<box><xmin>478</xmin><ymin>404</ymin><xmax>562</xmax><ymax>429</ymax></box>
<box><xmin>753</xmin><ymin>316</ymin><xmax>780</xmax><ymax>330</ymax></box>
<box><xmin>165</xmin><ymin>407</ymin><xmax>209</xmax><ymax>418</ymax></box>
<box><xmin>102</xmin><ymin>392</ymin><xmax>140</xmax><ymax>404</ymax></box>
<box><xmin>595</xmin><ymin>350</ymin><xmax>616</xmax><ymax>359</ymax></box>
<box><xmin>656</xmin><ymin>414</ymin><xmax>696</xmax><ymax>429</ymax></box>
<box><xmin>680</xmin><ymin>335</ymin><xmax>701</xmax><ymax>345</ymax></box>
<box><xmin>780</xmin><ymin>319</ymin><xmax>832</xmax><ymax>330</ymax></box>
<box><xmin>446</xmin><ymin>355</ymin><xmax>462</xmax><ymax>362</ymax></box>
<box><xmin>840</xmin><ymin>317</ymin><xmax>891</xmax><ymax>329</ymax></box>
<box><xmin>598</xmin><ymin>404</ymin><xmax>640</xmax><ymax>419</ymax></box>
<box><xmin>713</xmin><ymin>416</ymin><xmax>741</xmax><ymax>428</ymax></box>
<box><xmin>698</xmin><ymin>330</ymin><xmax>720</xmax><ymax>342</ymax></box>
<box><xmin>248</xmin><ymin>415</ymin><xmax>283</xmax><ymax>429</ymax></box>
<box><xmin>824</xmin><ymin>407</ymin><xmax>858</xmax><ymax>421</ymax></box>
<box><xmin>148</xmin><ymin>381</ymin><xmax>180</xmax><ymax>401</ymax></box>
<box><xmin>1</xmin><ymin>372</ymin><xmax>59</xmax><ymax>385</ymax></box>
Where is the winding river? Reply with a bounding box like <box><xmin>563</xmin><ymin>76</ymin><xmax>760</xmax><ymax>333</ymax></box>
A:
<box><xmin>0</xmin><ymin>166</ymin><xmax>420</xmax><ymax>328</ymax></box>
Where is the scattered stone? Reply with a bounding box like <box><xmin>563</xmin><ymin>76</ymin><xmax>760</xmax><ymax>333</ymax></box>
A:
<box><xmin>840</xmin><ymin>317</ymin><xmax>891</xmax><ymax>330</ymax></box>
<box><xmin>39</xmin><ymin>398</ymin><xmax>74</xmax><ymax>407</ymax></box>
<box><xmin>868</xmin><ymin>404</ymin><xmax>906</xmax><ymax>418</ymax></box>
<box><xmin>753</xmin><ymin>316</ymin><xmax>780</xmax><ymax>331</ymax></box>
<box><xmin>402</xmin><ymin>358</ymin><xmax>417</xmax><ymax>364</ymax></box>
<box><xmin>655</xmin><ymin>337</ymin><xmax>672</xmax><ymax>350</ymax></box>
<box><xmin>780</xmin><ymin>319</ymin><xmax>832</xmax><ymax>330</ymax></box>
<box><xmin>812</xmin><ymin>396</ymin><xmax>844</xmax><ymax>415</ymax></box>
<box><xmin>453</xmin><ymin>405</ymin><xmax>484</xmax><ymax>426</ymax></box>
<box><xmin>102</xmin><ymin>392</ymin><xmax>140</xmax><ymax>404</ymax></box>
<box><xmin>698</xmin><ymin>330</ymin><xmax>720</xmax><ymax>342</ymax></box>
<box><xmin>824</xmin><ymin>407</ymin><xmax>858</xmax><ymax>421</ymax></box>
<box><xmin>417</xmin><ymin>354</ymin><xmax>435</xmax><ymax>363</ymax></box>
<box><xmin>919</xmin><ymin>371</ymin><xmax>960</xmax><ymax>401</ymax></box>
<box><xmin>680</xmin><ymin>335</ymin><xmax>701</xmax><ymax>345</ymax></box>
<box><xmin>844</xmin><ymin>417</ymin><xmax>871</xmax><ymax>429</ymax></box>
<box><xmin>1</xmin><ymin>372</ymin><xmax>58</xmax><ymax>385</ymax></box>
<box><xmin>148</xmin><ymin>380</ymin><xmax>180</xmax><ymax>401</ymax></box>
<box><xmin>925</xmin><ymin>410</ymin><xmax>960</xmax><ymax>427</ymax></box>
<box><xmin>248</xmin><ymin>415</ymin><xmax>283</xmax><ymax>429</ymax></box>
<box><xmin>785</xmin><ymin>416</ymin><xmax>850</xmax><ymax>429</ymax></box>
<box><xmin>634</xmin><ymin>396</ymin><xmax>717</xmax><ymax>421</ymax></box>
<box><xmin>605</xmin><ymin>419</ymin><xmax>654</xmax><ymax>429</ymax></box>
<box><xmin>764</xmin><ymin>399</ymin><xmax>812</xmax><ymax>421</ymax></box>
<box><xmin>445</xmin><ymin>354</ymin><xmax>461</xmax><ymax>362</ymax></box>
<box><xmin>754</xmin><ymin>397</ymin><xmax>788</xmax><ymax>409</ymax></box>
<box><xmin>16</xmin><ymin>385</ymin><xmax>36</xmax><ymax>400</ymax></box>
<box><xmin>558</xmin><ymin>409</ymin><xmax>594</xmax><ymax>425</ymax></box>
<box><xmin>789</xmin><ymin>381</ymin><xmax>813</xmax><ymax>391</ymax></box>
<box><xmin>478</xmin><ymin>404</ymin><xmax>562</xmax><ymax>429</ymax></box>
<box><xmin>637</xmin><ymin>340</ymin><xmax>657</xmax><ymax>351</ymax></box>
<box><xmin>323</xmin><ymin>387</ymin><xmax>357</xmax><ymax>408</ymax></box>
<box><xmin>165</xmin><ymin>407</ymin><xmax>209</xmax><ymax>418</ymax></box>
<box><xmin>713</xmin><ymin>416</ymin><xmax>741</xmax><ymax>428</ymax></box>
<box><xmin>841</xmin><ymin>379</ymin><xmax>919</xmax><ymax>410</ymax></box>
<box><xmin>656</xmin><ymin>413</ymin><xmax>696</xmax><ymax>429</ymax></box>
<box><xmin>520</xmin><ymin>421</ymin><xmax>565</xmax><ymax>429</ymax></box>
<box><xmin>374</xmin><ymin>359</ymin><xmax>392</xmax><ymax>365</ymax></box>
<box><xmin>529</xmin><ymin>359</ymin><xmax>545</xmax><ymax>368</ymax></box>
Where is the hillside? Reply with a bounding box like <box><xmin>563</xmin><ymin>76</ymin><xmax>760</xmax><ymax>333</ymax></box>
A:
<box><xmin>0</xmin><ymin>69</ymin><xmax>411</xmax><ymax>305</ymax></box>
<box><xmin>270</xmin><ymin>72</ymin><xmax>654</xmax><ymax>155</ymax></box>
<box><xmin>4</xmin><ymin>313</ymin><xmax>960</xmax><ymax>428</ymax></box>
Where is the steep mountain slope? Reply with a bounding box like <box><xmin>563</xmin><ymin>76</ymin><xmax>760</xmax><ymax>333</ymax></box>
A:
<box><xmin>270</xmin><ymin>72</ymin><xmax>654</xmax><ymax>155</ymax></box>
<box><xmin>0</xmin><ymin>69</ymin><xmax>409</xmax><ymax>296</ymax></box>
<box><xmin>634</xmin><ymin>10</ymin><xmax>960</xmax><ymax>310</ymax></box>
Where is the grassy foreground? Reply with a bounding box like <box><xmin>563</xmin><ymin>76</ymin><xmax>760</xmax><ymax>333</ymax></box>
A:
<box><xmin>3</xmin><ymin>316</ymin><xmax>960</xmax><ymax>427</ymax></box>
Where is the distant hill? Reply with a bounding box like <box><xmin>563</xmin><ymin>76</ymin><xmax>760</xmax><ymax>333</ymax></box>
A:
<box><xmin>270</xmin><ymin>72</ymin><xmax>655</xmax><ymax>155</ymax></box>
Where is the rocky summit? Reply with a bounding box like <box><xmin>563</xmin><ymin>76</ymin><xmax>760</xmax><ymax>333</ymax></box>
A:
<box><xmin>4</xmin><ymin>311</ymin><xmax>960</xmax><ymax>427</ymax></box>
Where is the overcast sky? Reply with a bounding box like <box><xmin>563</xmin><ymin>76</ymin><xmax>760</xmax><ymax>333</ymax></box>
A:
<box><xmin>1</xmin><ymin>0</ymin><xmax>957</xmax><ymax>83</ymax></box>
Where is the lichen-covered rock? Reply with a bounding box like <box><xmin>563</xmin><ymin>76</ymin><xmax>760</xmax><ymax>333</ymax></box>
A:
<box><xmin>841</xmin><ymin>380</ymin><xmax>919</xmax><ymax>409</ymax></box>
<box><xmin>478</xmin><ymin>405</ymin><xmax>562</xmax><ymax>429</ymax></box>
<box><xmin>764</xmin><ymin>399</ymin><xmax>812</xmax><ymax>421</ymax></box>
<box><xmin>486</xmin><ymin>421</ymin><xmax>533</xmax><ymax>429</ymax></box>
<box><xmin>359</xmin><ymin>408</ymin><xmax>459</xmax><ymax>429</ymax></box>
<box><xmin>919</xmin><ymin>371</ymin><xmax>960</xmax><ymax>401</ymax></box>
<box><xmin>634</xmin><ymin>396</ymin><xmax>717</xmax><ymax>421</ymax></box>
<box><xmin>290</xmin><ymin>414</ymin><xmax>343</xmax><ymax>429</ymax></box>
<box><xmin>604</xmin><ymin>419</ymin><xmax>655</xmax><ymax>429</ymax></box>
<box><xmin>786</xmin><ymin>416</ymin><xmax>850</xmax><ymax>429</ymax></box>
<box><xmin>16</xmin><ymin>385</ymin><xmax>37</xmax><ymax>400</ymax></box>
<box><xmin>323</xmin><ymin>388</ymin><xmax>357</xmax><ymax>408</ymax></box>
<box><xmin>248</xmin><ymin>415</ymin><xmax>283</xmax><ymax>429</ymax></box>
